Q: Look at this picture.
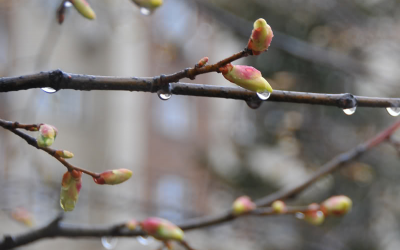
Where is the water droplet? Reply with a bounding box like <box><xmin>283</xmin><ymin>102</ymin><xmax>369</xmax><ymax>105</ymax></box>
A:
<box><xmin>245</xmin><ymin>99</ymin><xmax>262</xmax><ymax>109</ymax></box>
<box><xmin>41</xmin><ymin>87</ymin><xmax>58</xmax><ymax>94</ymax></box>
<box><xmin>158</xmin><ymin>92</ymin><xmax>172</xmax><ymax>101</ymax></box>
<box><xmin>257</xmin><ymin>91</ymin><xmax>271</xmax><ymax>101</ymax></box>
<box><xmin>140</xmin><ymin>7</ymin><xmax>151</xmax><ymax>15</ymax></box>
<box><xmin>101</xmin><ymin>237</ymin><xmax>118</xmax><ymax>249</ymax></box>
<box><xmin>386</xmin><ymin>107</ymin><xmax>400</xmax><ymax>117</ymax></box>
<box><xmin>295</xmin><ymin>212</ymin><xmax>305</xmax><ymax>219</ymax></box>
<box><xmin>137</xmin><ymin>236</ymin><xmax>154</xmax><ymax>245</ymax></box>
<box><xmin>64</xmin><ymin>1</ymin><xmax>72</xmax><ymax>7</ymax></box>
<box><xmin>343</xmin><ymin>106</ymin><xmax>356</xmax><ymax>115</ymax></box>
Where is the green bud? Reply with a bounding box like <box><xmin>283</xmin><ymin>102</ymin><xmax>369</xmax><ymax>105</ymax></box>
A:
<box><xmin>60</xmin><ymin>170</ymin><xmax>82</xmax><ymax>211</ymax></box>
<box><xmin>70</xmin><ymin>0</ymin><xmax>96</xmax><ymax>20</ymax></box>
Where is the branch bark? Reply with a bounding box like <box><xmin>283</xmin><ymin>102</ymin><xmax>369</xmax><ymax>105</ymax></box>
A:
<box><xmin>2</xmin><ymin>119</ymin><xmax>399</xmax><ymax>249</ymax></box>
<box><xmin>1</xmin><ymin>69</ymin><xmax>399</xmax><ymax>108</ymax></box>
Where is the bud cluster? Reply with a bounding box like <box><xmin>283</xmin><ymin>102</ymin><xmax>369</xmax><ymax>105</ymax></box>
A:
<box><xmin>37</xmin><ymin>124</ymin><xmax>58</xmax><ymax>147</ymax></box>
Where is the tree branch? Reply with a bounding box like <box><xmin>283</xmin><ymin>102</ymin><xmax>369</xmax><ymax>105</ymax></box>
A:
<box><xmin>1</xmin><ymin>119</ymin><xmax>399</xmax><ymax>249</ymax></box>
<box><xmin>1</xmin><ymin>69</ymin><xmax>399</xmax><ymax>108</ymax></box>
<box><xmin>0</xmin><ymin>119</ymin><xmax>100</xmax><ymax>179</ymax></box>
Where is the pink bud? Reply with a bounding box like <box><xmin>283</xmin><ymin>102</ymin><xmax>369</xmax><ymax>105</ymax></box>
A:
<box><xmin>196</xmin><ymin>57</ymin><xmax>209</xmax><ymax>68</ymax></box>
<box><xmin>60</xmin><ymin>170</ymin><xmax>82</xmax><ymax>211</ymax></box>
<box><xmin>11</xmin><ymin>207</ymin><xmax>34</xmax><ymax>227</ymax></box>
<box><xmin>219</xmin><ymin>63</ymin><xmax>273</xmax><ymax>93</ymax></box>
<box><xmin>70</xmin><ymin>0</ymin><xmax>96</xmax><ymax>20</ymax></box>
<box><xmin>320</xmin><ymin>195</ymin><xmax>352</xmax><ymax>216</ymax></box>
<box><xmin>271</xmin><ymin>200</ymin><xmax>286</xmax><ymax>214</ymax></box>
<box><xmin>140</xmin><ymin>217</ymin><xmax>184</xmax><ymax>241</ymax></box>
<box><xmin>232</xmin><ymin>196</ymin><xmax>256</xmax><ymax>216</ymax></box>
<box><xmin>247</xmin><ymin>18</ymin><xmax>273</xmax><ymax>55</ymax></box>
<box><xmin>126</xmin><ymin>219</ymin><xmax>139</xmax><ymax>230</ymax></box>
<box><xmin>93</xmin><ymin>168</ymin><xmax>132</xmax><ymax>185</ymax></box>
<box><xmin>37</xmin><ymin>124</ymin><xmax>58</xmax><ymax>147</ymax></box>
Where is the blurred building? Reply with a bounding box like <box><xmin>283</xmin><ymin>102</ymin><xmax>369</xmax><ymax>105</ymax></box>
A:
<box><xmin>1</xmin><ymin>1</ymin><xmax>400</xmax><ymax>250</ymax></box>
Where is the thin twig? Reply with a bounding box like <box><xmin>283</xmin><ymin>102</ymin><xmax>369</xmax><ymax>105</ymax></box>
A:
<box><xmin>1</xmin><ymin>120</ymin><xmax>399</xmax><ymax>249</ymax></box>
<box><xmin>0</xmin><ymin>119</ymin><xmax>100</xmax><ymax>178</ymax></box>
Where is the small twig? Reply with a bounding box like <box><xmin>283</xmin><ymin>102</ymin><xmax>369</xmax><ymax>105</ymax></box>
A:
<box><xmin>251</xmin><ymin>206</ymin><xmax>312</xmax><ymax>216</ymax></box>
<box><xmin>56</xmin><ymin>0</ymin><xmax>68</xmax><ymax>24</ymax></box>
<box><xmin>1</xmin><ymin>120</ymin><xmax>399</xmax><ymax>249</ymax></box>
<box><xmin>0</xmin><ymin>119</ymin><xmax>100</xmax><ymax>179</ymax></box>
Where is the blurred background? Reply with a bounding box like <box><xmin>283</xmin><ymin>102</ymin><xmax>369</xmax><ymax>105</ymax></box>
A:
<box><xmin>1</xmin><ymin>0</ymin><xmax>400</xmax><ymax>249</ymax></box>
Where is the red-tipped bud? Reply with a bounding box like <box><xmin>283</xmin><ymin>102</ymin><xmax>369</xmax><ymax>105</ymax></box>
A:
<box><xmin>304</xmin><ymin>210</ymin><xmax>325</xmax><ymax>226</ymax></box>
<box><xmin>140</xmin><ymin>217</ymin><xmax>184</xmax><ymax>241</ymax></box>
<box><xmin>37</xmin><ymin>124</ymin><xmax>57</xmax><ymax>147</ymax></box>
<box><xmin>196</xmin><ymin>57</ymin><xmax>209</xmax><ymax>68</ymax></box>
<box><xmin>232</xmin><ymin>196</ymin><xmax>256</xmax><ymax>216</ymax></box>
<box><xmin>126</xmin><ymin>219</ymin><xmax>139</xmax><ymax>230</ymax></box>
<box><xmin>320</xmin><ymin>195</ymin><xmax>352</xmax><ymax>216</ymax></box>
<box><xmin>272</xmin><ymin>200</ymin><xmax>286</xmax><ymax>214</ymax></box>
<box><xmin>56</xmin><ymin>150</ymin><xmax>74</xmax><ymax>159</ymax></box>
<box><xmin>93</xmin><ymin>168</ymin><xmax>132</xmax><ymax>185</ymax></box>
<box><xmin>219</xmin><ymin>64</ymin><xmax>273</xmax><ymax>93</ymax></box>
<box><xmin>247</xmin><ymin>18</ymin><xmax>273</xmax><ymax>55</ymax></box>
<box><xmin>60</xmin><ymin>170</ymin><xmax>82</xmax><ymax>211</ymax></box>
<box><xmin>70</xmin><ymin>0</ymin><xmax>96</xmax><ymax>19</ymax></box>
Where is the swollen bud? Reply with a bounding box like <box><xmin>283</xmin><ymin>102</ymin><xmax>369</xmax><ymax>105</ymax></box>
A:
<box><xmin>247</xmin><ymin>18</ymin><xmax>273</xmax><ymax>55</ymax></box>
<box><xmin>11</xmin><ymin>207</ymin><xmax>34</xmax><ymax>227</ymax></box>
<box><xmin>132</xmin><ymin>0</ymin><xmax>163</xmax><ymax>11</ymax></box>
<box><xmin>320</xmin><ymin>195</ymin><xmax>352</xmax><ymax>216</ymax></box>
<box><xmin>271</xmin><ymin>200</ymin><xmax>286</xmax><ymax>214</ymax></box>
<box><xmin>196</xmin><ymin>57</ymin><xmax>209</xmax><ymax>68</ymax></box>
<box><xmin>56</xmin><ymin>150</ymin><xmax>74</xmax><ymax>159</ymax></box>
<box><xmin>70</xmin><ymin>0</ymin><xmax>96</xmax><ymax>20</ymax></box>
<box><xmin>60</xmin><ymin>170</ymin><xmax>82</xmax><ymax>211</ymax></box>
<box><xmin>219</xmin><ymin>64</ymin><xmax>273</xmax><ymax>93</ymax></box>
<box><xmin>93</xmin><ymin>168</ymin><xmax>133</xmax><ymax>185</ymax></box>
<box><xmin>232</xmin><ymin>196</ymin><xmax>256</xmax><ymax>216</ymax></box>
<box><xmin>37</xmin><ymin>124</ymin><xmax>57</xmax><ymax>147</ymax></box>
<box><xmin>140</xmin><ymin>217</ymin><xmax>184</xmax><ymax>241</ymax></box>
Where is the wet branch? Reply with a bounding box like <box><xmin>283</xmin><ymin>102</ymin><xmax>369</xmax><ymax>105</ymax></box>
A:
<box><xmin>0</xmin><ymin>54</ymin><xmax>399</xmax><ymax>109</ymax></box>
<box><xmin>1</xmin><ymin>119</ymin><xmax>399</xmax><ymax>249</ymax></box>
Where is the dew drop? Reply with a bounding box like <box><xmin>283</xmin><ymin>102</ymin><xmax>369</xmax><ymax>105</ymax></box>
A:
<box><xmin>137</xmin><ymin>236</ymin><xmax>154</xmax><ymax>245</ymax></box>
<box><xmin>343</xmin><ymin>106</ymin><xmax>356</xmax><ymax>115</ymax></box>
<box><xmin>140</xmin><ymin>7</ymin><xmax>151</xmax><ymax>15</ymax></box>
<box><xmin>158</xmin><ymin>92</ymin><xmax>172</xmax><ymax>101</ymax></box>
<box><xmin>101</xmin><ymin>237</ymin><xmax>118</xmax><ymax>250</ymax></box>
<box><xmin>64</xmin><ymin>1</ymin><xmax>72</xmax><ymax>7</ymax></box>
<box><xmin>295</xmin><ymin>212</ymin><xmax>305</xmax><ymax>219</ymax></box>
<box><xmin>41</xmin><ymin>87</ymin><xmax>58</xmax><ymax>94</ymax></box>
<box><xmin>245</xmin><ymin>99</ymin><xmax>262</xmax><ymax>109</ymax></box>
<box><xmin>257</xmin><ymin>91</ymin><xmax>271</xmax><ymax>101</ymax></box>
<box><xmin>386</xmin><ymin>107</ymin><xmax>400</xmax><ymax>117</ymax></box>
